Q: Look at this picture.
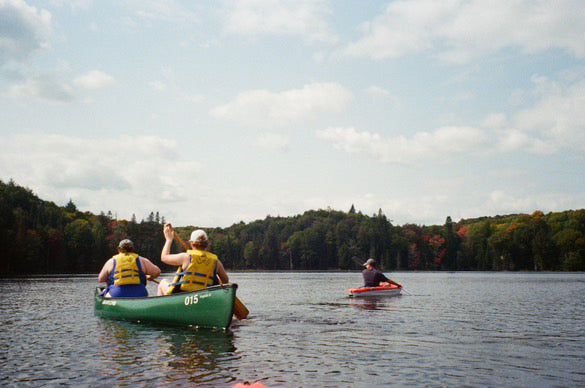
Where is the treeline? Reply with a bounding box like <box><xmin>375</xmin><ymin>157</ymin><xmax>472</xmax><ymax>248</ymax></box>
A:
<box><xmin>0</xmin><ymin>180</ymin><xmax>168</xmax><ymax>275</ymax></box>
<box><xmin>210</xmin><ymin>207</ymin><xmax>585</xmax><ymax>272</ymax></box>
<box><xmin>1</xmin><ymin>179</ymin><xmax>584</xmax><ymax>275</ymax></box>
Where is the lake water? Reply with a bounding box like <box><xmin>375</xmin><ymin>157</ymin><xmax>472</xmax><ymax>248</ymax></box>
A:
<box><xmin>1</xmin><ymin>272</ymin><xmax>584</xmax><ymax>387</ymax></box>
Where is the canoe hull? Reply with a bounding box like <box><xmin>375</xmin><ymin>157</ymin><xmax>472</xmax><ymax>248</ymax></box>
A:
<box><xmin>94</xmin><ymin>284</ymin><xmax>237</xmax><ymax>329</ymax></box>
<box><xmin>348</xmin><ymin>284</ymin><xmax>402</xmax><ymax>298</ymax></box>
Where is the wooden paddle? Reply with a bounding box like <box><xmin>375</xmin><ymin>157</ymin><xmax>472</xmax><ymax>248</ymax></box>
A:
<box><xmin>172</xmin><ymin>229</ymin><xmax>249</xmax><ymax>320</ymax></box>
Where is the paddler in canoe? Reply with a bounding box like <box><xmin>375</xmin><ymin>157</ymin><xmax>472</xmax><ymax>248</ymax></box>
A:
<box><xmin>362</xmin><ymin>258</ymin><xmax>401</xmax><ymax>288</ymax></box>
<box><xmin>157</xmin><ymin>223</ymin><xmax>229</xmax><ymax>296</ymax></box>
<box><xmin>98</xmin><ymin>239</ymin><xmax>161</xmax><ymax>297</ymax></box>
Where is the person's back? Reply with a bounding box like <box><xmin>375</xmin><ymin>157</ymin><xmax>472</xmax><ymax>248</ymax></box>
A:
<box><xmin>362</xmin><ymin>267</ymin><xmax>389</xmax><ymax>287</ymax></box>
<box><xmin>361</xmin><ymin>258</ymin><xmax>401</xmax><ymax>288</ymax></box>
<box><xmin>109</xmin><ymin>251</ymin><xmax>146</xmax><ymax>297</ymax></box>
<box><xmin>157</xmin><ymin>224</ymin><xmax>229</xmax><ymax>296</ymax></box>
<box><xmin>169</xmin><ymin>247</ymin><xmax>220</xmax><ymax>293</ymax></box>
<box><xmin>98</xmin><ymin>239</ymin><xmax>160</xmax><ymax>297</ymax></box>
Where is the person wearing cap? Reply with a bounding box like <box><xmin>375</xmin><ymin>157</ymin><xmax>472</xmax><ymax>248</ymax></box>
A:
<box><xmin>157</xmin><ymin>223</ymin><xmax>229</xmax><ymax>296</ymax></box>
<box><xmin>362</xmin><ymin>258</ymin><xmax>401</xmax><ymax>288</ymax></box>
<box><xmin>98</xmin><ymin>239</ymin><xmax>161</xmax><ymax>297</ymax></box>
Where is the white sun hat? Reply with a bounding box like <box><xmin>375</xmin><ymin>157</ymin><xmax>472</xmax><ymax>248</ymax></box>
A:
<box><xmin>189</xmin><ymin>229</ymin><xmax>208</xmax><ymax>243</ymax></box>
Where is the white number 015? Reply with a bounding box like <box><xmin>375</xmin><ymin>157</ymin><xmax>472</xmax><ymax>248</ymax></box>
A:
<box><xmin>184</xmin><ymin>295</ymin><xmax>199</xmax><ymax>305</ymax></box>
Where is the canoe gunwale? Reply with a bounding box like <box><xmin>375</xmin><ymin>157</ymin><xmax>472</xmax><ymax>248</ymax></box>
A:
<box><xmin>94</xmin><ymin>283</ymin><xmax>238</xmax><ymax>300</ymax></box>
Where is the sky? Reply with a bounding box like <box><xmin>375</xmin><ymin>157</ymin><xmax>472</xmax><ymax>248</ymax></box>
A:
<box><xmin>1</xmin><ymin>0</ymin><xmax>584</xmax><ymax>228</ymax></box>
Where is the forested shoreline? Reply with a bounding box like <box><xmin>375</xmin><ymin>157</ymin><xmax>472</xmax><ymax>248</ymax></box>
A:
<box><xmin>1</xmin><ymin>179</ymin><xmax>584</xmax><ymax>275</ymax></box>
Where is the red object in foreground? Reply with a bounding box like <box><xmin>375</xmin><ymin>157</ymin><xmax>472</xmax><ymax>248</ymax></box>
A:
<box><xmin>348</xmin><ymin>283</ymin><xmax>402</xmax><ymax>298</ymax></box>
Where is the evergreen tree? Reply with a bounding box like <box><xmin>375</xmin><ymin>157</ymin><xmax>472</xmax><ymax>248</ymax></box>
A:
<box><xmin>65</xmin><ymin>199</ymin><xmax>77</xmax><ymax>212</ymax></box>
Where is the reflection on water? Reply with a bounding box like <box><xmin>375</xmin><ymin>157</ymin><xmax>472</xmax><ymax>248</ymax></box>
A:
<box><xmin>348</xmin><ymin>297</ymin><xmax>385</xmax><ymax>310</ymax></box>
<box><xmin>347</xmin><ymin>292</ymin><xmax>405</xmax><ymax>311</ymax></box>
<box><xmin>95</xmin><ymin>320</ymin><xmax>237</xmax><ymax>385</ymax></box>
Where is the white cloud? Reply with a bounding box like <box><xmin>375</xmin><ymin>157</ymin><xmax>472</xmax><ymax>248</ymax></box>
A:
<box><xmin>365</xmin><ymin>85</ymin><xmax>402</xmax><ymax>108</ymax></box>
<box><xmin>124</xmin><ymin>0</ymin><xmax>199</xmax><ymax>25</ymax></box>
<box><xmin>0</xmin><ymin>134</ymin><xmax>201</xmax><ymax>208</ymax></box>
<box><xmin>342</xmin><ymin>0</ymin><xmax>585</xmax><ymax>63</ymax></box>
<box><xmin>49</xmin><ymin>0</ymin><xmax>94</xmax><ymax>11</ymax></box>
<box><xmin>496</xmin><ymin>129</ymin><xmax>553</xmax><ymax>154</ymax></box>
<box><xmin>343</xmin><ymin>0</ymin><xmax>448</xmax><ymax>60</ymax></box>
<box><xmin>252</xmin><ymin>132</ymin><xmax>290</xmax><ymax>151</ymax></box>
<box><xmin>512</xmin><ymin>75</ymin><xmax>585</xmax><ymax>152</ymax></box>
<box><xmin>222</xmin><ymin>0</ymin><xmax>337</xmax><ymax>44</ymax></box>
<box><xmin>278</xmin><ymin>186</ymin><xmax>584</xmax><ymax>227</ymax></box>
<box><xmin>366</xmin><ymin>85</ymin><xmax>390</xmax><ymax>98</ymax></box>
<box><xmin>316</xmin><ymin>126</ymin><xmax>488</xmax><ymax>164</ymax></box>
<box><xmin>0</xmin><ymin>132</ymin><xmax>321</xmax><ymax>226</ymax></box>
<box><xmin>73</xmin><ymin>70</ymin><xmax>115</xmax><ymax>89</ymax></box>
<box><xmin>320</xmin><ymin>71</ymin><xmax>585</xmax><ymax>162</ymax></box>
<box><xmin>379</xmin><ymin>194</ymin><xmax>454</xmax><ymax>225</ymax></box>
<box><xmin>488</xmin><ymin>190</ymin><xmax>534</xmax><ymax>213</ymax></box>
<box><xmin>4</xmin><ymin>76</ymin><xmax>73</xmax><ymax>102</ymax></box>
<box><xmin>183</xmin><ymin>94</ymin><xmax>206</xmax><ymax>104</ymax></box>
<box><xmin>5</xmin><ymin>70</ymin><xmax>115</xmax><ymax>102</ymax></box>
<box><xmin>483</xmin><ymin>190</ymin><xmax>581</xmax><ymax>218</ymax></box>
<box><xmin>0</xmin><ymin>0</ymin><xmax>52</xmax><ymax>65</ymax></box>
<box><xmin>210</xmin><ymin>82</ymin><xmax>352</xmax><ymax>126</ymax></box>
<box><xmin>487</xmin><ymin>73</ymin><xmax>585</xmax><ymax>154</ymax></box>
<box><xmin>149</xmin><ymin>80</ymin><xmax>167</xmax><ymax>92</ymax></box>
<box><xmin>482</xmin><ymin>113</ymin><xmax>508</xmax><ymax>129</ymax></box>
<box><xmin>399</xmin><ymin>189</ymin><xmax>582</xmax><ymax>225</ymax></box>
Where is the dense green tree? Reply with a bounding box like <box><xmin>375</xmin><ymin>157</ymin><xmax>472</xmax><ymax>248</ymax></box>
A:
<box><xmin>243</xmin><ymin>241</ymin><xmax>257</xmax><ymax>268</ymax></box>
<box><xmin>443</xmin><ymin>216</ymin><xmax>460</xmax><ymax>270</ymax></box>
<box><xmin>553</xmin><ymin>228</ymin><xmax>585</xmax><ymax>271</ymax></box>
<box><xmin>1</xmin><ymin>179</ymin><xmax>584</xmax><ymax>274</ymax></box>
<box><xmin>65</xmin><ymin>199</ymin><xmax>77</xmax><ymax>213</ymax></box>
<box><xmin>463</xmin><ymin>221</ymin><xmax>493</xmax><ymax>270</ymax></box>
<box><xmin>530</xmin><ymin>214</ymin><xmax>556</xmax><ymax>270</ymax></box>
<box><xmin>64</xmin><ymin>219</ymin><xmax>94</xmax><ymax>272</ymax></box>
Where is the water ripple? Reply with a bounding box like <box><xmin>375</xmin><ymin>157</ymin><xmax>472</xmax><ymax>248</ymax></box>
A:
<box><xmin>1</xmin><ymin>273</ymin><xmax>585</xmax><ymax>386</ymax></box>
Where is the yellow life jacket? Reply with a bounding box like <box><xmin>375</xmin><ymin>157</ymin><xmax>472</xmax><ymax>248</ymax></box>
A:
<box><xmin>167</xmin><ymin>249</ymin><xmax>218</xmax><ymax>294</ymax></box>
<box><xmin>110</xmin><ymin>253</ymin><xmax>143</xmax><ymax>286</ymax></box>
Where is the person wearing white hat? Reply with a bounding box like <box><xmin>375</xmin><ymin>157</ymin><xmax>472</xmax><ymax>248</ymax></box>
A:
<box><xmin>362</xmin><ymin>258</ymin><xmax>401</xmax><ymax>288</ymax></box>
<box><xmin>157</xmin><ymin>224</ymin><xmax>229</xmax><ymax>296</ymax></box>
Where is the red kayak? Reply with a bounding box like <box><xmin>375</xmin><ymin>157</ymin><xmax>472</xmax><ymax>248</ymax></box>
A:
<box><xmin>348</xmin><ymin>283</ymin><xmax>402</xmax><ymax>298</ymax></box>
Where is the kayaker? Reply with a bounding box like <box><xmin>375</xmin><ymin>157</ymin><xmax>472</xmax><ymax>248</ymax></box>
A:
<box><xmin>362</xmin><ymin>258</ymin><xmax>401</xmax><ymax>288</ymax></box>
<box><xmin>98</xmin><ymin>239</ymin><xmax>161</xmax><ymax>297</ymax></box>
<box><xmin>157</xmin><ymin>224</ymin><xmax>229</xmax><ymax>296</ymax></box>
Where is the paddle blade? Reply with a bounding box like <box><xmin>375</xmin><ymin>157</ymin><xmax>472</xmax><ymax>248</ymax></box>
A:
<box><xmin>234</xmin><ymin>297</ymin><xmax>249</xmax><ymax>320</ymax></box>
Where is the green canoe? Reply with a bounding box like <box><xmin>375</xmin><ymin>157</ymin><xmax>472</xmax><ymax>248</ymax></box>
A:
<box><xmin>94</xmin><ymin>283</ymin><xmax>237</xmax><ymax>330</ymax></box>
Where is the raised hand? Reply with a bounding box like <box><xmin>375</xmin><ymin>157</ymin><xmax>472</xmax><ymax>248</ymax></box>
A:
<box><xmin>163</xmin><ymin>223</ymin><xmax>174</xmax><ymax>241</ymax></box>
